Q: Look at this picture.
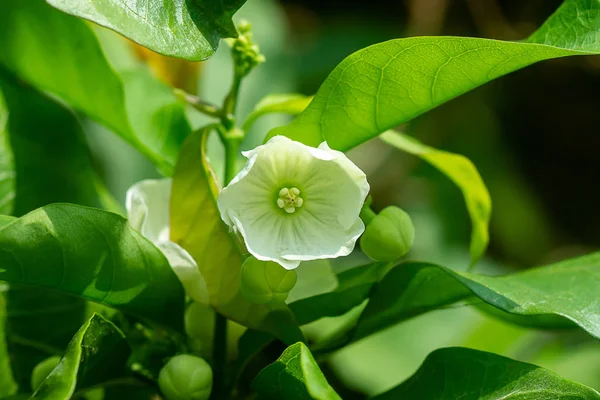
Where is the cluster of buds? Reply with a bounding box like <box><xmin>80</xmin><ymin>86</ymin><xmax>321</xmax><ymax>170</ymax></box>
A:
<box><xmin>226</xmin><ymin>20</ymin><xmax>265</xmax><ymax>79</ymax></box>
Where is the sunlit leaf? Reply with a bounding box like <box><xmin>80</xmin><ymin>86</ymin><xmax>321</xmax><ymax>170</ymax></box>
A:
<box><xmin>380</xmin><ymin>131</ymin><xmax>491</xmax><ymax>265</ymax></box>
<box><xmin>252</xmin><ymin>342</ymin><xmax>341</xmax><ymax>400</ymax></box>
<box><xmin>32</xmin><ymin>314</ymin><xmax>130</xmax><ymax>399</ymax></box>
<box><xmin>354</xmin><ymin>252</ymin><xmax>600</xmax><ymax>343</ymax></box>
<box><xmin>47</xmin><ymin>0</ymin><xmax>246</xmax><ymax>61</ymax></box>
<box><xmin>170</xmin><ymin>127</ymin><xmax>302</xmax><ymax>344</ymax></box>
<box><xmin>372</xmin><ymin>347</ymin><xmax>600</xmax><ymax>400</ymax></box>
<box><xmin>0</xmin><ymin>0</ymin><xmax>190</xmax><ymax>173</ymax></box>
<box><xmin>0</xmin><ymin>204</ymin><xmax>185</xmax><ymax>331</ymax></box>
<box><xmin>269</xmin><ymin>0</ymin><xmax>600</xmax><ymax>150</ymax></box>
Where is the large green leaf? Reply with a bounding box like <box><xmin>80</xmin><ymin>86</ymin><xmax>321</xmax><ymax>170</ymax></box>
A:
<box><xmin>354</xmin><ymin>252</ymin><xmax>600</xmax><ymax>343</ymax></box>
<box><xmin>380</xmin><ymin>131</ymin><xmax>491</xmax><ymax>265</ymax></box>
<box><xmin>372</xmin><ymin>347</ymin><xmax>600</xmax><ymax>400</ymax></box>
<box><xmin>170</xmin><ymin>127</ymin><xmax>302</xmax><ymax>343</ymax></box>
<box><xmin>251</xmin><ymin>342</ymin><xmax>341</xmax><ymax>400</ymax></box>
<box><xmin>32</xmin><ymin>313</ymin><xmax>130</xmax><ymax>399</ymax></box>
<box><xmin>269</xmin><ymin>0</ymin><xmax>600</xmax><ymax>151</ymax></box>
<box><xmin>0</xmin><ymin>0</ymin><xmax>190</xmax><ymax>173</ymax></box>
<box><xmin>47</xmin><ymin>0</ymin><xmax>245</xmax><ymax>61</ymax></box>
<box><xmin>0</xmin><ymin>204</ymin><xmax>185</xmax><ymax>331</ymax></box>
<box><xmin>0</xmin><ymin>69</ymin><xmax>118</xmax><ymax>216</ymax></box>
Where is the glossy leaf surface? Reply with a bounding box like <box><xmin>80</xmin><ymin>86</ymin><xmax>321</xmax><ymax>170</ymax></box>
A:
<box><xmin>47</xmin><ymin>0</ymin><xmax>246</xmax><ymax>61</ymax></box>
<box><xmin>269</xmin><ymin>0</ymin><xmax>600</xmax><ymax>151</ymax></box>
<box><xmin>252</xmin><ymin>342</ymin><xmax>341</xmax><ymax>400</ymax></box>
<box><xmin>372</xmin><ymin>347</ymin><xmax>600</xmax><ymax>400</ymax></box>
<box><xmin>0</xmin><ymin>204</ymin><xmax>185</xmax><ymax>331</ymax></box>
<box><xmin>355</xmin><ymin>252</ymin><xmax>600</xmax><ymax>342</ymax></box>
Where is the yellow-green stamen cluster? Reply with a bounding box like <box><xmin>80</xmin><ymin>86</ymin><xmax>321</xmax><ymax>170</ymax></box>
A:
<box><xmin>277</xmin><ymin>187</ymin><xmax>303</xmax><ymax>214</ymax></box>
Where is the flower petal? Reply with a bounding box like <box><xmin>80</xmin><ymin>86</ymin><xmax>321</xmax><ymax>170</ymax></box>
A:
<box><xmin>126</xmin><ymin>178</ymin><xmax>172</xmax><ymax>243</ymax></box>
<box><xmin>157</xmin><ymin>241</ymin><xmax>209</xmax><ymax>305</ymax></box>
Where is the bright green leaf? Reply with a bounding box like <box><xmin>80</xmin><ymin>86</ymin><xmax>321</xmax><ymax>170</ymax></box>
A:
<box><xmin>170</xmin><ymin>127</ymin><xmax>302</xmax><ymax>344</ymax></box>
<box><xmin>32</xmin><ymin>314</ymin><xmax>130</xmax><ymax>399</ymax></box>
<box><xmin>372</xmin><ymin>347</ymin><xmax>600</xmax><ymax>400</ymax></box>
<box><xmin>0</xmin><ymin>204</ymin><xmax>185</xmax><ymax>331</ymax></box>
<box><xmin>252</xmin><ymin>342</ymin><xmax>342</xmax><ymax>400</ymax></box>
<box><xmin>380</xmin><ymin>131</ymin><xmax>491</xmax><ymax>265</ymax></box>
<box><xmin>0</xmin><ymin>0</ymin><xmax>190</xmax><ymax>173</ymax></box>
<box><xmin>355</xmin><ymin>252</ymin><xmax>600</xmax><ymax>343</ymax></box>
<box><xmin>243</xmin><ymin>94</ymin><xmax>314</xmax><ymax>132</ymax></box>
<box><xmin>269</xmin><ymin>0</ymin><xmax>600</xmax><ymax>150</ymax></box>
<box><xmin>47</xmin><ymin>0</ymin><xmax>245</xmax><ymax>61</ymax></box>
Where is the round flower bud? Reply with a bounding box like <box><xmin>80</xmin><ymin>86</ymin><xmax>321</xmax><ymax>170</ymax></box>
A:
<box><xmin>158</xmin><ymin>355</ymin><xmax>213</xmax><ymax>400</ymax></box>
<box><xmin>361</xmin><ymin>206</ymin><xmax>415</xmax><ymax>262</ymax></box>
<box><xmin>240</xmin><ymin>257</ymin><xmax>297</xmax><ymax>304</ymax></box>
<box><xmin>31</xmin><ymin>355</ymin><xmax>61</xmax><ymax>391</ymax></box>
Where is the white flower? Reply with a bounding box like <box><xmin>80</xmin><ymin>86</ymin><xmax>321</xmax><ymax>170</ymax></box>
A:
<box><xmin>217</xmin><ymin>136</ymin><xmax>369</xmax><ymax>270</ymax></box>
<box><xmin>126</xmin><ymin>179</ymin><xmax>208</xmax><ymax>304</ymax></box>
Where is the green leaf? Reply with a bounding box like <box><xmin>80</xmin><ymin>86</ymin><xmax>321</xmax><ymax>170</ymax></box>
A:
<box><xmin>0</xmin><ymin>0</ymin><xmax>190</xmax><ymax>173</ymax></box>
<box><xmin>0</xmin><ymin>293</ymin><xmax>18</xmax><ymax>397</ymax></box>
<box><xmin>372</xmin><ymin>347</ymin><xmax>600</xmax><ymax>400</ymax></box>
<box><xmin>0</xmin><ymin>204</ymin><xmax>185</xmax><ymax>331</ymax></box>
<box><xmin>380</xmin><ymin>131</ymin><xmax>491</xmax><ymax>265</ymax></box>
<box><xmin>32</xmin><ymin>313</ymin><xmax>130</xmax><ymax>399</ymax></box>
<box><xmin>242</xmin><ymin>94</ymin><xmax>314</xmax><ymax>132</ymax></box>
<box><xmin>0</xmin><ymin>69</ymin><xmax>119</xmax><ymax>216</ymax></box>
<box><xmin>5</xmin><ymin>284</ymin><xmax>87</xmax><ymax>389</ymax></box>
<box><xmin>269</xmin><ymin>0</ymin><xmax>600</xmax><ymax>151</ymax></box>
<box><xmin>0</xmin><ymin>90</ymin><xmax>13</xmax><ymax>216</ymax></box>
<box><xmin>170</xmin><ymin>127</ymin><xmax>302</xmax><ymax>344</ymax></box>
<box><xmin>354</xmin><ymin>252</ymin><xmax>600</xmax><ymax>343</ymax></box>
<box><xmin>290</xmin><ymin>262</ymin><xmax>388</xmax><ymax>325</ymax></box>
<box><xmin>47</xmin><ymin>0</ymin><xmax>245</xmax><ymax>61</ymax></box>
<box><xmin>252</xmin><ymin>342</ymin><xmax>342</xmax><ymax>400</ymax></box>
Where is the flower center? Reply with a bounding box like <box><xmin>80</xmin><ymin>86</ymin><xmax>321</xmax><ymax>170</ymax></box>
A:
<box><xmin>276</xmin><ymin>187</ymin><xmax>304</xmax><ymax>214</ymax></box>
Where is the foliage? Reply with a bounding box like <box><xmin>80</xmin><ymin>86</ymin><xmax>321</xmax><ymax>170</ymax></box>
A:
<box><xmin>0</xmin><ymin>0</ymin><xmax>599</xmax><ymax>399</ymax></box>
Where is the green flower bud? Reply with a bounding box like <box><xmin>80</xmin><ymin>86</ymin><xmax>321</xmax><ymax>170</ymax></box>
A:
<box><xmin>158</xmin><ymin>355</ymin><xmax>213</xmax><ymax>400</ymax></box>
<box><xmin>31</xmin><ymin>355</ymin><xmax>61</xmax><ymax>391</ymax></box>
<box><xmin>361</xmin><ymin>206</ymin><xmax>415</xmax><ymax>262</ymax></box>
<box><xmin>240</xmin><ymin>257</ymin><xmax>297</xmax><ymax>304</ymax></box>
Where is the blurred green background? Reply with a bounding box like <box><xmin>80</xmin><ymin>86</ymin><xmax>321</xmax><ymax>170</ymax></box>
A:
<box><xmin>82</xmin><ymin>0</ymin><xmax>600</xmax><ymax>397</ymax></box>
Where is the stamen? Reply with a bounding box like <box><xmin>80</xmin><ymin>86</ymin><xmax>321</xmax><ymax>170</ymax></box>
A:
<box><xmin>277</xmin><ymin>186</ymin><xmax>304</xmax><ymax>213</ymax></box>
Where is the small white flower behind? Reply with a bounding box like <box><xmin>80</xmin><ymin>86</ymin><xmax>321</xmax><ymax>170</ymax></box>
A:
<box><xmin>217</xmin><ymin>136</ymin><xmax>370</xmax><ymax>270</ymax></box>
<box><xmin>126</xmin><ymin>179</ymin><xmax>209</xmax><ymax>304</ymax></box>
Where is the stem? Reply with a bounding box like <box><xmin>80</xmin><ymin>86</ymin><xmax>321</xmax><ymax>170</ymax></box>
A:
<box><xmin>174</xmin><ymin>89</ymin><xmax>222</xmax><ymax>119</ymax></box>
<box><xmin>210</xmin><ymin>138</ymin><xmax>240</xmax><ymax>400</ymax></box>
<box><xmin>360</xmin><ymin>206</ymin><xmax>377</xmax><ymax>225</ymax></box>
<box><xmin>222</xmin><ymin>74</ymin><xmax>242</xmax><ymax>131</ymax></box>
<box><xmin>210</xmin><ymin>312</ymin><xmax>228</xmax><ymax>400</ymax></box>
